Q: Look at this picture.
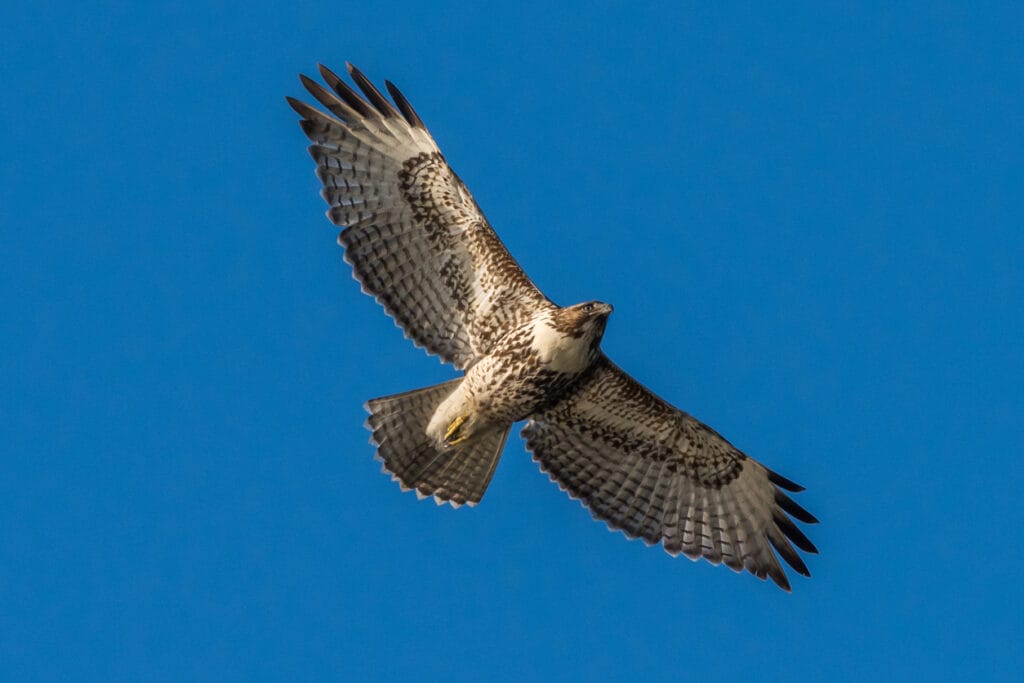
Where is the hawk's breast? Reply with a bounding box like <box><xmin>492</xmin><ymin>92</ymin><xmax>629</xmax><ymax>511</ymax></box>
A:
<box><xmin>529</xmin><ymin>315</ymin><xmax>591</xmax><ymax>374</ymax></box>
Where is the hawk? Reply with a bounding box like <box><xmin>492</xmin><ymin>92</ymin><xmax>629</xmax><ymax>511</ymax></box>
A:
<box><xmin>289</xmin><ymin>63</ymin><xmax>818</xmax><ymax>591</ymax></box>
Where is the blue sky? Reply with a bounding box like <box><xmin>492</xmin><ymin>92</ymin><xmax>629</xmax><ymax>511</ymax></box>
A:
<box><xmin>2</xmin><ymin>2</ymin><xmax>1022</xmax><ymax>680</ymax></box>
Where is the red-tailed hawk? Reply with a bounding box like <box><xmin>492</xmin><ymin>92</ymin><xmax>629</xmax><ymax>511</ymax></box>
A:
<box><xmin>289</xmin><ymin>64</ymin><xmax>817</xmax><ymax>591</ymax></box>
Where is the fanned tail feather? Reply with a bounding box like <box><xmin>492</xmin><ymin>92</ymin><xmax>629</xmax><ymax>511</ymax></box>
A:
<box><xmin>365</xmin><ymin>380</ymin><xmax>510</xmax><ymax>507</ymax></box>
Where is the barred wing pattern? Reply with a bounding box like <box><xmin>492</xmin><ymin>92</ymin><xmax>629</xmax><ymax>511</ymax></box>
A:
<box><xmin>522</xmin><ymin>356</ymin><xmax>818</xmax><ymax>591</ymax></box>
<box><xmin>288</xmin><ymin>64</ymin><xmax>552</xmax><ymax>369</ymax></box>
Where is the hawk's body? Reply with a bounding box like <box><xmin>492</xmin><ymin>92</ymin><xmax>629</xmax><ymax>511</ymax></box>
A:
<box><xmin>426</xmin><ymin>304</ymin><xmax>610</xmax><ymax>446</ymax></box>
<box><xmin>289</xmin><ymin>64</ymin><xmax>818</xmax><ymax>591</ymax></box>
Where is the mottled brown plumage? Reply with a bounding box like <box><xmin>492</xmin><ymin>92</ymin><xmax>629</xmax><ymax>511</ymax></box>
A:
<box><xmin>290</xmin><ymin>63</ymin><xmax>817</xmax><ymax>591</ymax></box>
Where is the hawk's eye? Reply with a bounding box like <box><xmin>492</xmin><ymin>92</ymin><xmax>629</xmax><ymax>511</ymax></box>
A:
<box><xmin>583</xmin><ymin>303</ymin><xmax>595</xmax><ymax>312</ymax></box>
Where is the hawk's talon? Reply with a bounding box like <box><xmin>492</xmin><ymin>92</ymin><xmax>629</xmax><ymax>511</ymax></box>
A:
<box><xmin>444</xmin><ymin>415</ymin><xmax>469</xmax><ymax>445</ymax></box>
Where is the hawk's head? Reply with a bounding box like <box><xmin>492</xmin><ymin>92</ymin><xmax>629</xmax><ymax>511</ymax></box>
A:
<box><xmin>555</xmin><ymin>301</ymin><xmax>613</xmax><ymax>345</ymax></box>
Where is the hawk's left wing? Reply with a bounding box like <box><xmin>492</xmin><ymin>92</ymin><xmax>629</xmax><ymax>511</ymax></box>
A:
<box><xmin>521</xmin><ymin>355</ymin><xmax>817</xmax><ymax>591</ymax></box>
<box><xmin>288</xmin><ymin>64</ymin><xmax>553</xmax><ymax>370</ymax></box>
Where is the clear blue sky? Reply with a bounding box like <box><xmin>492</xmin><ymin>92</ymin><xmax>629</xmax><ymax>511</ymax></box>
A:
<box><xmin>2</xmin><ymin>2</ymin><xmax>1022</xmax><ymax>680</ymax></box>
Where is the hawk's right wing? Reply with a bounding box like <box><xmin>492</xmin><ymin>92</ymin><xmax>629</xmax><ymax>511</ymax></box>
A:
<box><xmin>288</xmin><ymin>64</ymin><xmax>553</xmax><ymax>370</ymax></box>
<box><xmin>522</xmin><ymin>355</ymin><xmax>818</xmax><ymax>591</ymax></box>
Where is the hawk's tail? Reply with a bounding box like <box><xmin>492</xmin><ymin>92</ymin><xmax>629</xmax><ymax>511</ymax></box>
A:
<box><xmin>365</xmin><ymin>380</ymin><xmax>511</xmax><ymax>507</ymax></box>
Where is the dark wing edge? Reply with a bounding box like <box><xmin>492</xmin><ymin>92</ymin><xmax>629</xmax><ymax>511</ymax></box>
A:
<box><xmin>521</xmin><ymin>356</ymin><xmax>818</xmax><ymax>592</ymax></box>
<box><xmin>288</xmin><ymin>63</ymin><xmax>552</xmax><ymax>369</ymax></box>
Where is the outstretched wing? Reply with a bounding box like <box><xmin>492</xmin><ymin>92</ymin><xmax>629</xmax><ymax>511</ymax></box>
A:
<box><xmin>288</xmin><ymin>64</ymin><xmax>552</xmax><ymax>370</ymax></box>
<box><xmin>521</xmin><ymin>356</ymin><xmax>817</xmax><ymax>591</ymax></box>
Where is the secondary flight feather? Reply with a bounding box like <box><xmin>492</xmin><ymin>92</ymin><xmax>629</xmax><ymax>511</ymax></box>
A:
<box><xmin>289</xmin><ymin>63</ymin><xmax>818</xmax><ymax>591</ymax></box>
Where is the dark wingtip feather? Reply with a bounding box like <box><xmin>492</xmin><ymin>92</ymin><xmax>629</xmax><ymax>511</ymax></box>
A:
<box><xmin>346</xmin><ymin>62</ymin><xmax>400</xmax><ymax>118</ymax></box>
<box><xmin>318</xmin><ymin>62</ymin><xmax>342</xmax><ymax>86</ymax></box>
<box><xmin>768</xmin><ymin>468</ymin><xmax>805</xmax><ymax>492</ymax></box>
<box><xmin>285</xmin><ymin>95</ymin><xmax>315</xmax><ymax>118</ymax></box>
<box><xmin>775</xmin><ymin>489</ymin><xmax>819</xmax><ymax>524</ymax></box>
<box><xmin>319</xmin><ymin>63</ymin><xmax>375</xmax><ymax>118</ymax></box>
<box><xmin>768</xmin><ymin>532</ymin><xmax>811</xmax><ymax>578</ymax></box>
<box><xmin>299</xmin><ymin>74</ymin><xmax>354</xmax><ymax>121</ymax></box>
<box><xmin>385</xmin><ymin>80</ymin><xmax>425</xmax><ymax>129</ymax></box>
<box><xmin>774</xmin><ymin>513</ymin><xmax>818</xmax><ymax>555</ymax></box>
<box><xmin>767</xmin><ymin>566</ymin><xmax>793</xmax><ymax>592</ymax></box>
<box><xmin>298</xmin><ymin>74</ymin><xmax>332</xmax><ymax>107</ymax></box>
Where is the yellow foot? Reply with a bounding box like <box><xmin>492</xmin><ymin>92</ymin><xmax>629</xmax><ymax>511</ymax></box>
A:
<box><xmin>444</xmin><ymin>415</ymin><xmax>470</xmax><ymax>446</ymax></box>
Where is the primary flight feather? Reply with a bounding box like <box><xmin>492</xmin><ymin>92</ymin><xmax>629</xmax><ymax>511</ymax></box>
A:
<box><xmin>289</xmin><ymin>63</ymin><xmax>817</xmax><ymax>591</ymax></box>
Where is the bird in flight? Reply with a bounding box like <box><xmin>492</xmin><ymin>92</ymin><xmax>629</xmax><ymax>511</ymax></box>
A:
<box><xmin>288</xmin><ymin>63</ymin><xmax>817</xmax><ymax>591</ymax></box>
